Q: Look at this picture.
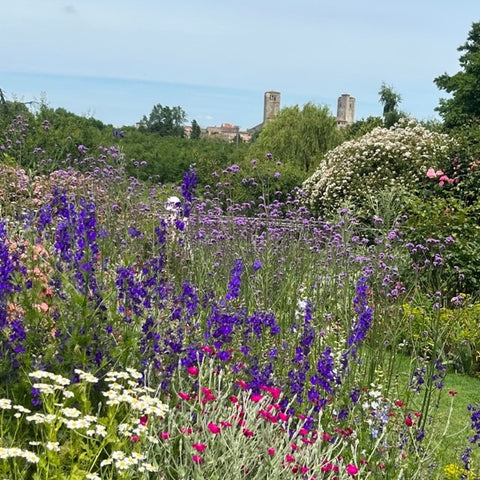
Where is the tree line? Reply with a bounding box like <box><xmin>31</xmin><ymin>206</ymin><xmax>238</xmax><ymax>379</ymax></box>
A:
<box><xmin>2</xmin><ymin>21</ymin><xmax>480</xmax><ymax>188</ymax></box>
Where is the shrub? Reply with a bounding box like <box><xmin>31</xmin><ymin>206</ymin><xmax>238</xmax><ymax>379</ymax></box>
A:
<box><xmin>302</xmin><ymin>119</ymin><xmax>456</xmax><ymax>218</ymax></box>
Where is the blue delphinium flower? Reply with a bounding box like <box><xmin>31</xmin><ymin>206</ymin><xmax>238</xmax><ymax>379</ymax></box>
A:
<box><xmin>226</xmin><ymin>259</ymin><xmax>243</xmax><ymax>301</ymax></box>
<box><xmin>348</xmin><ymin>276</ymin><xmax>373</xmax><ymax>347</ymax></box>
<box><xmin>181</xmin><ymin>167</ymin><xmax>198</xmax><ymax>218</ymax></box>
<box><xmin>253</xmin><ymin>259</ymin><xmax>263</xmax><ymax>272</ymax></box>
<box><xmin>0</xmin><ymin>221</ymin><xmax>16</xmax><ymax>306</ymax></box>
<box><xmin>467</xmin><ymin>403</ymin><xmax>480</xmax><ymax>447</ymax></box>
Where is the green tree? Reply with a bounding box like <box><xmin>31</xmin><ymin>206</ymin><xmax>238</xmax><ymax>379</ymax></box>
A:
<box><xmin>434</xmin><ymin>22</ymin><xmax>480</xmax><ymax>129</ymax></box>
<box><xmin>191</xmin><ymin>119</ymin><xmax>201</xmax><ymax>139</ymax></box>
<box><xmin>141</xmin><ymin>104</ymin><xmax>186</xmax><ymax>137</ymax></box>
<box><xmin>342</xmin><ymin>116</ymin><xmax>383</xmax><ymax>140</ymax></box>
<box><xmin>249</xmin><ymin>102</ymin><xmax>342</xmax><ymax>172</ymax></box>
<box><xmin>378</xmin><ymin>83</ymin><xmax>402</xmax><ymax>127</ymax></box>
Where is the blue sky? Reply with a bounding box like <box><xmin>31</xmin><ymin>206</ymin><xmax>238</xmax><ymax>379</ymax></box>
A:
<box><xmin>1</xmin><ymin>1</ymin><xmax>479</xmax><ymax>129</ymax></box>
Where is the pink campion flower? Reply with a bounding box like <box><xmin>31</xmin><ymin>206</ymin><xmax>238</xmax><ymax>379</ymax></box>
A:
<box><xmin>285</xmin><ymin>454</ymin><xmax>295</xmax><ymax>463</ymax></box>
<box><xmin>139</xmin><ymin>415</ymin><xmax>148</xmax><ymax>426</ymax></box>
<box><xmin>278</xmin><ymin>412</ymin><xmax>289</xmax><ymax>421</ymax></box>
<box><xmin>258</xmin><ymin>410</ymin><xmax>277</xmax><ymax>423</ymax></box>
<box><xmin>229</xmin><ymin>395</ymin><xmax>239</xmax><ymax>403</ymax></box>
<box><xmin>207</xmin><ymin>422</ymin><xmax>221</xmax><ymax>434</ymax></box>
<box><xmin>159</xmin><ymin>431</ymin><xmax>170</xmax><ymax>440</ymax></box>
<box><xmin>346</xmin><ymin>464</ymin><xmax>359</xmax><ymax>476</ymax></box>
<box><xmin>260</xmin><ymin>385</ymin><xmax>282</xmax><ymax>399</ymax></box>
<box><xmin>300</xmin><ymin>437</ymin><xmax>314</xmax><ymax>445</ymax></box>
<box><xmin>192</xmin><ymin>443</ymin><xmax>207</xmax><ymax>452</ymax></box>
<box><xmin>200</xmin><ymin>345</ymin><xmax>215</xmax><ymax>354</ymax></box>
<box><xmin>187</xmin><ymin>366</ymin><xmax>199</xmax><ymax>376</ymax></box>
<box><xmin>237</xmin><ymin>380</ymin><xmax>248</xmax><ymax>389</ymax></box>
<box><xmin>220</xmin><ymin>421</ymin><xmax>232</xmax><ymax>428</ymax></box>
<box><xmin>130</xmin><ymin>435</ymin><xmax>140</xmax><ymax>442</ymax></box>
<box><xmin>405</xmin><ymin>415</ymin><xmax>413</xmax><ymax>427</ymax></box>
<box><xmin>268</xmin><ymin>448</ymin><xmax>275</xmax><ymax>456</ymax></box>
<box><xmin>243</xmin><ymin>428</ymin><xmax>254</xmax><ymax>437</ymax></box>
<box><xmin>178</xmin><ymin>392</ymin><xmax>191</xmax><ymax>400</ymax></box>
<box><xmin>192</xmin><ymin>454</ymin><xmax>204</xmax><ymax>464</ymax></box>
<box><xmin>250</xmin><ymin>394</ymin><xmax>263</xmax><ymax>402</ymax></box>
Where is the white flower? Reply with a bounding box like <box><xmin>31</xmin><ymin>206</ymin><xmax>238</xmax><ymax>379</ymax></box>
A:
<box><xmin>46</xmin><ymin>441</ymin><xmax>60</xmax><ymax>452</ymax></box>
<box><xmin>0</xmin><ymin>398</ymin><xmax>12</xmax><ymax>409</ymax></box>
<box><xmin>115</xmin><ymin>459</ymin><xmax>130</xmax><ymax>470</ymax></box>
<box><xmin>74</xmin><ymin>369</ymin><xmax>98</xmax><ymax>383</ymax></box>
<box><xmin>111</xmin><ymin>450</ymin><xmax>126</xmax><ymax>460</ymax></box>
<box><xmin>62</xmin><ymin>407</ymin><xmax>82</xmax><ymax>418</ymax></box>
<box><xmin>86</xmin><ymin>473</ymin><xmax>101</xmax><ymax>480</ymax></box>
<box><xmin>26</xmin><ymin>413</ymin><xmax>56</xmax><ymax>424</ymax></box>
<box><xmin>13</xmin><ymin>404</ymin><xmax>31</xmax><ymax>413</ymax></box>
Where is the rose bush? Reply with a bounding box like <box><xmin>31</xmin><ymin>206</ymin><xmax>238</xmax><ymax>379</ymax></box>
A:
<box><xmin>302</xmin><ymin>119</ymin><xmax>456</xmax><ymax>217</ymax></box>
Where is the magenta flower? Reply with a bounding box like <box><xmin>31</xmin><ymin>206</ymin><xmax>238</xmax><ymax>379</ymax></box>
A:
<box><xmin>207</xmin><ymin>422</ymin><xmax>221</xmax><ymax>434</ymax></box>
<box><xmin>192</xmin><ymin>443</ymin><xmax>207</xmax><ymax>452</ymax></box>
<box><xmin>192</xmin><ymin>454</ymin><xmax>204</xmax><ymax>464</ymax></box>
<box><xmin>347</xmin><ymin>464</ymin><xmax>359</xmax><ymax>476</ymax></box>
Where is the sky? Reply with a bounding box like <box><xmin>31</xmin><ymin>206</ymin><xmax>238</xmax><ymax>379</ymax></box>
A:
<box><xmin>1</xmin><ymin>1</ymin><xmax>479</xmax><ymax>130</ymax></box>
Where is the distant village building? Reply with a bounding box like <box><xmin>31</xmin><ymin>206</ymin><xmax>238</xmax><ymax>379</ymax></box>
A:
<box><xmin>248</xmin><ymin>90</ymin><xmax>281</xmax><ymax>135</ymax></box>
<box><xmin>203</xmin><ymin>123</ymin><xmax>250</xmax><ymax>142</ymax></box>
<box><xmin>336</xmin><ymin>93</ymin><xmax>355</xmax><ymax>127</ymax></box>
<box><xmin>264</xmin><ymin>91</ymin><xmax>281</xmax><ymax>123</ymax></box>
<box><xmin>183</xmin><ymin>125</ymin><xmax>192</xmax><ymax>138</ymax></box>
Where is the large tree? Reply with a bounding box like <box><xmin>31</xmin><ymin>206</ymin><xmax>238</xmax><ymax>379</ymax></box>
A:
<box><xmin>190</xmin><ymin>119</ymin><xmax>201</xmax><ymax>139</ymax></box>
<box><xmin>249</xmin><ymin>102</ymin><xmax>342</xmax><ymax>172</ymax></box>
<box><xmin>141</xmin><ymin>104</ymin><xmax>186</xmax><ymax>137</ymax></box>
<box><xmin>434</xmin><ymin>22</ymin><xmax>480</xmax><ymax>129</ymax></box>
<box><xmin>378</xmin><ymin>83</ymin><xmax>402</xmax><ymax>127</ymax></box>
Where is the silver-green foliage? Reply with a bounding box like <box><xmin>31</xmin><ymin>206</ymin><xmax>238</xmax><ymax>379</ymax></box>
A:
<box><xmin>302</xmin><ymin>118</ymin><xmax>456</xmax><ymax>216</ymax></box>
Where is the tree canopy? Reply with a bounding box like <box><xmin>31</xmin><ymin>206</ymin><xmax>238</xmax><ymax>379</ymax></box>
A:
<box><xmin>141</xmin><ymin>104</ymin><xmax>186</xmax><ymax>137</ymax></box>
<box><xmin>434</xmin><ymin>22</ymin><xmax>480</xmax><ymax>129</ymax></box>
<box><xmin>249</xmin><ymin>102</ymin><xmax>342</xmax><ymax>172</ymax></box>
<box><xmin>378</xmin><ymin>83</ymin><xmax>403</xmax><ymax>127</ymax></box>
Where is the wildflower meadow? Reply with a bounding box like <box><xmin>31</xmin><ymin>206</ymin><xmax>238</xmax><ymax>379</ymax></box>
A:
<box><xmin>1</xmin><ymin>114</ymin><xmax>480</xmax><ymax>479</ymax></box>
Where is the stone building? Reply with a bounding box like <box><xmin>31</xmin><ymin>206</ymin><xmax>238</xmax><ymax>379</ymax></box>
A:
<box><xmin>263</xmin><ymin>91</ymin><xmax>281</xmax><ymax>123</ymax></box>
<box><xmin>336</xmin><ymin>93</ymin><xmax>355</xmax><ymax>127</ymax></box>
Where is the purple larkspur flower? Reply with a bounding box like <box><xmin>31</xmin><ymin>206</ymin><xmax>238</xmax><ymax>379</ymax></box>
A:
<box><xmin>226</xmin><ymin>259</ymin><xmax>243</xmax><ymax>301</ymax></box>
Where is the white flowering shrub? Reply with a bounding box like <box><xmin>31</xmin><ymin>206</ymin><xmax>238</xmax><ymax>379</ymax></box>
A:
<box><xmin>302</xmin><ymin>119</ymin><xmax>456</xmax><ymax>216</ymax></box>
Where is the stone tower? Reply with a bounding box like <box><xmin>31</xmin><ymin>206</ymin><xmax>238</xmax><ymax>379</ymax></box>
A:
<box><xmin>263</xmin><ymin>91</ymin><xmax>281</xmax><ymax>123</ymax></box>
<box><xmin>336</xmin><ymin>93</ymin><xmax>355</xmax><ymax>127</ymax></box>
